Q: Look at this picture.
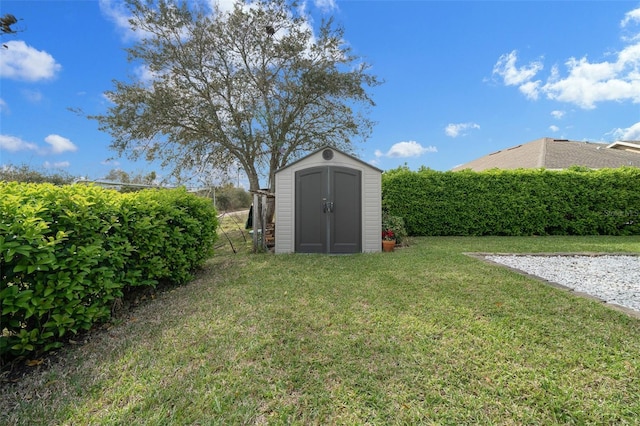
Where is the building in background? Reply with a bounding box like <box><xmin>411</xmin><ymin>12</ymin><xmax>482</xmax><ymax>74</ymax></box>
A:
<box><xmin>452</xmin><ymin>138</ymin><xmax>640</xmax><ymax>171</ymax></box>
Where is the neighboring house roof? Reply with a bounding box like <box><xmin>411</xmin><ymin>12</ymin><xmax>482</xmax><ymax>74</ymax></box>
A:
<box><xmin>452</xmin><ymin>137</ymin><xmax>640</xmax><ymax>171</ymax></box>
<box><xmin>607</xmin><ymin>140</ymin><xmax>640</xmax><ymax>153</ymax></box>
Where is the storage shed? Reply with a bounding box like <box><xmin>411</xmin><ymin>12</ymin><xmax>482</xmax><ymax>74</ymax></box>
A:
<box><xmin>275</xmin><ymin>146</ymin><xmax>382</xmax><ymax>254</ymax></box>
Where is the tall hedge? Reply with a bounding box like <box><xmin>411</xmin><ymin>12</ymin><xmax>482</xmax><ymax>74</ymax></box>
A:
<box><xmin>1</xmin><ymin>183</ymin><xmax>218</xmax><ymax>361</ymax></box>
<box><xmin>382</xmin><ymin>167</ymin><xmax>640</xmax><ymax>236</ymax></box>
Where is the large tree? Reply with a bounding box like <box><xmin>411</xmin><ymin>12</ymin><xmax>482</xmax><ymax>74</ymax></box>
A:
<box><xmin>93</xmin><ymin>0</ymin><xmax>380</xmax><ymax>193</ymax></box>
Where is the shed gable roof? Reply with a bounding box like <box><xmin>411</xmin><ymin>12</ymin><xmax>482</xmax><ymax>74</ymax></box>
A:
<box><xmin>275</xmin><ymin>145</ymin><xmax>383</xmax><ymax>174</ymax></box>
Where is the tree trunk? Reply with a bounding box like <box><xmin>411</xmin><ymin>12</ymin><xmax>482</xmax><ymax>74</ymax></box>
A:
<box><xmin>245</xmin><ymin>169</ymin><xmax>276</xmax><ymax>224</ymax></box>
<box><xmin>247</xmin><ymin>170</ymin><xmax>261</xmax><ymax>193</ymax></box>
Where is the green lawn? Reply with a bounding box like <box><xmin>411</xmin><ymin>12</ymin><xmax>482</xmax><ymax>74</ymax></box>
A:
<box><xmin>2</xmin><ymin>232</ymin><xmax>640</xmax><ymax>425</ymax></box>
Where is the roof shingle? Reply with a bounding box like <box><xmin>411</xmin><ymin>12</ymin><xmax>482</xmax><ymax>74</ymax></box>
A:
<box><xmin>452</xmin><ymin>137</ymin><xmax>640</xmax><ymax>171</ymax></box>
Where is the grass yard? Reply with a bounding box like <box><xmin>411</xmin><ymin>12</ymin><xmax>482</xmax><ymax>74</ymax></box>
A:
<box><xmin>2</xmin><ymin>219</ymin><xmax>640</xmax><ymax>424</ymax></box>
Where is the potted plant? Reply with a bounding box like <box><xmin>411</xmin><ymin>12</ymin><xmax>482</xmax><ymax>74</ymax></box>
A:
<box><xmin>382</xmin><ymin>229</ymin><xmax>396</xmax><ymax>252</ymax></box>
<box><xmin>381</xmin><ymin>210</ymin><xmax>408</xmax><ymax>252</ymax></box>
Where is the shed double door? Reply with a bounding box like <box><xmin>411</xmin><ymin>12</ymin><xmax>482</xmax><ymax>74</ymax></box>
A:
<box><xmin>295</xmin><ymin>166</ymin><xmax>361</xmax><ymax>253</ymax></box>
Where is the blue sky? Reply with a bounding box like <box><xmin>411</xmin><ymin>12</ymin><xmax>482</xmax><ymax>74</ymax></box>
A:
<box><xmin>2</xmin><ymin>0</ymin><xmax>640</xmax><ymax>186</ymax></box>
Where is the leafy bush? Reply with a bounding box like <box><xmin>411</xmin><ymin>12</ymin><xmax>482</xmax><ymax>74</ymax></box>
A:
<box><xmin>382</xmin><ymin>166</ymin><xmax>640</xmax><ymax>236</ymax></box>
<box><xmin>1</xmin><ymin>183</ymin><xmax>218</xmax><ymax>361</ymax></box>
<box><xmin>119</xmin><ymin>188</ymin><xmax>219</xmax><ymax>285</ymax></box>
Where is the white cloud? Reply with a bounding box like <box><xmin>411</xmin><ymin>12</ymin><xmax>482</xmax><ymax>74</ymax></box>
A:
<box><xmin>313</xmin><ymin>0</ymin><xmax>337</xmax><ymax>12</ymax></box>
<box><xmin>621</xmin><ymin>8</ymin><xmax>640</xmax><ymax>28</ymax></box>
<box><xmin>549</xmin><ymin>125</ymin><xmax>560</xmax><ymax>132</ymax></box>
<box><xmin>99</xmin><ymin>0</ymin><xmax>142</xmax><ymax>41</ymax></box>
<box><xmin>0</xmin><ymin>98</ymin><xmax>8</xmax><ymax>114</ymax></box>
<box><xmin>0</xmin><ymin>40</ymin><xmax>62</xmax><ymax>81</ymax></box>
<box><xmin>0</xmin><ymin>134</ymin><xmax>76</xmax><ymax>154</ymax></box>
<box><xmin>518</xmin><ymin>80</ymin><xmax>541</xmax><ymax>100</ymax></box>
<box><xmin>43</xmin><ymin>161</ymin><xmax>71</xmax><ymax>169</ymax></box>
<box><xmin>207</xmin><ymin>0</ymin><xmax>238</xmax><ymax>14</ymax></box>
<box><xmin>0</xmin><ymin>134</ymin><xmax>38</xmax><ymax>152</ymax></box>
<box><xmin>495</xmin><ymin>8</ymin><xmax>640</xmax><ymax>109</ymax></box>
<box><xmin>375</xmin><ymin>141</ymin><xmax>437</xmax><ymax>158</ymax></box>
<box><xmin>541</xmin><ymin>55</ymin><xmax>640</xmax><ymax>109</ymax></box>
<box><xmin>445</xmin><ymin>122</ymin><xmax>480</xmax><ymax>138</ymax></box>
<box><xmin>611</xmin><ymin>122</ymin><xmax>640</xmax><ymax>140</ymax></box>
<box><xmin>44</xmin><ymin>134</ymin><xmax>78</xmax><ymax>154</ymax></box>
<box><xmin>492</xmin><ymin>50</ymin><xmax>543</xmax><ymax>93</ymax></box>
<box><xmin>100</xmin><ymin>0</ymin><xmax>176</xmax><ymax>41</ymax></box>
<box><xmin>551</xmin><ymin>110</ymin><xmax>565</xmax><ymax>119</ymax></box>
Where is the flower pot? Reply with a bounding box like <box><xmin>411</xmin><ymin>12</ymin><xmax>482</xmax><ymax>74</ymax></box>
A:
<box><xmin>382</xmin><ymin>240</ymin><xmax>395</xmax><ymax>252</ymax></box>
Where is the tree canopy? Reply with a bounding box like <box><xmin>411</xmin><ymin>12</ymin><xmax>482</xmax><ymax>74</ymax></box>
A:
<box><xmin>0</xmin><ymin>164</ymin><xmax>75</xmax><ymax>185</ymax></box>
<box><xmin>1</xmin><ymin>13</ymin><xmax>21</xmax><ymax>48</ymax></box>
<box><xmin>103</xmin><ymin>168</ymin><xmax>157</xmax><ymax>185</ymax></box>
<box><xmin>1</xmin><ymin>14</ymin><xmax>19</xmax><ymax>35</ymax></box>
<box><xmin>92</xmin><ymin>0</ymin><xmax>380</xmax><ymax>192</ymax></box>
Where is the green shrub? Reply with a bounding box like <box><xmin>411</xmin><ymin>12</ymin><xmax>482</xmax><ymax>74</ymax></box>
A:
<box><xmin>1</xmin><ymin>183</ymin><xmax>218</xmax><ymax>361</ymax></box>
<box><xmin>213</xmin><ymin>184</ymin><xmax>252</xmax><ymax>211</ymax></box>
<box><xmin>382</xmin><ymin>167</ymin><xmax>640</xmax><ymax>236</ymax></box>
<box><xmin>120</xmin><ymin>188</ymin><xmax>219</xmax><ymax>285</ymax></box>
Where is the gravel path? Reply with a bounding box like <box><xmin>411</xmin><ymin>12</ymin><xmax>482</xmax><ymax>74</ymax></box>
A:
<box><xmin>485</xmin><ymin>255</ymin><xmax>640</xmax><ymax>313</ymax></box>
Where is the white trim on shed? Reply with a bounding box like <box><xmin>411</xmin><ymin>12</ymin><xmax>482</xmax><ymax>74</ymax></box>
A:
<box><xmin>275</xmin><ymin>146</ymin><xmax>382</xmax><ymax>253</ymax></box>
